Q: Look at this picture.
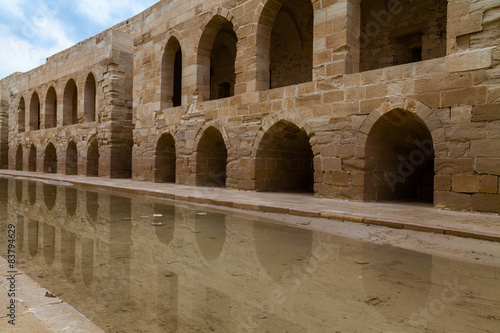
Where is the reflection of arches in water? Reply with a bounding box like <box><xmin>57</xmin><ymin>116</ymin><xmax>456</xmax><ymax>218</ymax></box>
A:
<box><xmin>17</xmin><ymin>215</ymin><xmax>24</xmax><ymax>252</ymax></box>
<box><xmin>66</xmin><ymin>187</ymin><xmax>78</xmax><ymax>216</ymax></box>
<box><xmin>361</xmin><ymin>244</ymin><xmax>432</xmax><ymax>322</ymax></box>
<box><xmin>28</xmin><ymin>181</ymin><xmax>36</xmax><ymax>206</ymax></box>
<box><xmin>82</xmin><ymin>238</ymin><xmax>94</xmax><ymax>286</ymax></box>
<box><xmin>43</xmin><ymin>184</ymin><xmax>57</xmax><ymax>211</ymax></box>
<box><xmin>195</xmin><ymin>212</ymin><xmax>226</xmax><ymax>262</ymax></box>
<box><xmin>153</xmin><ymin>204</ymin><xmax>175</xmax><ymax>244</ymax></box>
<box><xmin>157</xmin><ymin>269</ymin><xmax>178</xmax><ymax>331</ymax></box>
<box><xmin>61</xmin><ymin>230</ymin><xmax>76</xmax><ymax>278</ymax></box>
<box><xmin>28</xmin><ymin>219</ymin><xmax>39</xmax><ymax>257</ymax></box>
<box><xmin>15</xmin><ymin>180</ymin><xmax>22</xmax><ymax>203</ymax></box>
<box><xmin>43</xmin><ymin>224</ymin><xmax>55</xmax><ymax>266</ymax></box>
<box><xmin>86</xmin><ymin>191</ymin><xmax>99</xmax><ymax>221</ymax></box>
<box><xmin>253</xmin><ymin>221</ymin><xmax>313</xmax><ymax>282</ymax></box>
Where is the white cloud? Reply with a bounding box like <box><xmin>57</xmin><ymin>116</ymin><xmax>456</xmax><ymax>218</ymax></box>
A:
<box><xmin>76</xmin><ymin>0</ymin><xmax>155</xmax><ymax>25</ymax></box>
<box><xmin>0</xmin><ymin>0</ymin><xmax>157</xmax><ymax>79</ymax></box>
<box><xmin>0</xmin><ymin>0</ymin><xmax>26</xmax><ymax>19</ymax></box>
<box><xmin>0</xmin><ymin>18</ymin><xmax>75</xmax><ymax>79</ymax></box>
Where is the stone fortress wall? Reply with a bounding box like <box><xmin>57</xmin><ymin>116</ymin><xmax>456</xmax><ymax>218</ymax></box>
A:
<box><xmin>1</xmin><ymin>0</ymin><xmax>499</xmax><ymax>213</ymax></box>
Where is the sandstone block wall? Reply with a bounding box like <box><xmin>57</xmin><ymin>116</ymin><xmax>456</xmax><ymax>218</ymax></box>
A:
<box><xmin>1</xmin><ymin>29</ymin><xmax>134</xmax><ymax>178</ymax></box>
<box><xmin>1</xmin><ymin>0</ymin><xmax>500</xmax><ymax>214</ymax></box>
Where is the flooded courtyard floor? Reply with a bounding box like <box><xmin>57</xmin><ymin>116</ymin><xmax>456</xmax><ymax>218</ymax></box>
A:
<box><xmin>0</xmin><ymin>173</ymin><xmax>499</xmax><ymax>332</ymax></box>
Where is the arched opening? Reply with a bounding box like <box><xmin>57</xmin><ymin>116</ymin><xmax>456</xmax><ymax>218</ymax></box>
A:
<box><xmin>63</xmin><ymin>79</ymin><xmax>78</xmax><ymax>125</ymax></box>
<box><xmin>15</xmin><ymin>145</ymin><xmax>23</xmax><ymax>171</ymax></box>
<box><xmin>257</xmin><ymin>0</ymin><xmax>313</xmax><ymax>90</ymax></box>
<box><xmin>30</xmin><ymin>92</ymin><xmax>41</xmax><ymax>131</ymax></box>
<box><xmin>45</xmin><ymin>86</ymin><xmax>57</xmax><ymax>128</ymax></box>
<box><xmin>161</xmin><ymin>38</ymin><xmax>182</xmax><ymax>108</ymax></box>
<box><xmin>359</xmin><ymin>0</ymin><xmax>447</xmax><ymax>72</ymax></box>
<box><xmin>87</xmin><ymin>139</ymin><xmax>99</xmax><ymax>177</ymax></box>
<box><xmin>84</xmin><ymin>73</ymin><xmax>97</xmax><ymax>122</ymax></box>
<box><xmin>28</xmin><ymin>144</ymin><xmax>36</xmax><ymax>172</ymax></box>
<box><xmin>196</xmin><ymin>127</ymin><xmax>227</xmax><ymax>187</ymax></box>
<box><xmin>197</xmin><ymin>15</ymin><xmax>237</xmax><ymax>101</ymax></box>
<box><xmin>44</xmin><ymin>143</ymin><xmax>57</xmax><ymax>174</ymax></box>
<box><xmin>154</xmin><ymin>133</ymin><xmax>176</xmax><ymax>183</ymax></box>
<box><xmin>66</xmin><ymin>141</ymin><xmax>78</xmax><ymax>175</ymax></box>
<box><xmin>364</xmin><ymin>109</ymin><xmax>435</xmax><ymax>202</ymax></box>
<box><xmin>255</xmin><ymin>120</ymin><xmax>314</xmax><ymax>192</ymax></box>
<box><xmin>18</xmin><ymin>97</ymin><xmax>25</xmax><ymax>132</ymax></box>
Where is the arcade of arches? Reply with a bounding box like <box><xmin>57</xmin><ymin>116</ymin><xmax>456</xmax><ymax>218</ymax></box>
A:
<box><xmin>3</xmin><ymin>0</ymin><xmax>498</xmax><ymax>214</ymax></box>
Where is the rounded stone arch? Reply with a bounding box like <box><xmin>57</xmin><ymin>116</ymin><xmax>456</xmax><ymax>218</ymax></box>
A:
<box><xmin>29</xmin><ymin>90</ymin><xmax>42</xmax><ymax>131</ymax></box>
<box><xmin>254</xmin><ymin>0</ymin><xmax>315</xmax><ymax>91</ymax></box>
<box><xmin>194</xmin><ymin>120</ymin><xmax>232</xmax><ymax>152</ymax></box>
<box><xmin>253</xmin><ymin>114</ymin><xmax>316</xmax><ymax>193</ymax></box>
<box><xmin>15</xmin><ymin>144</ymin><xmax>23</xmax><ymax>171</ymax></box>
<box><xmin>18</xmin><ymin>95</ymin><xmax>26</xmax><ymax>132</ymax></box>
<box><xmin>86</xmin><ymin>136</ymin><xmax>100</xmax><ymax>177</ymax></box>
<box><xmin>195</xmin><ymin>7</ymin><xmax>241</xmax><ymax>50</ymax></box>
<box><xmin>356</xmin><ymin>99</ymin><xmax>443</xmax><ymax>202</ymax></box>
<box><xmin>63</xmin><ymin>78</ymin><xmax>79</xmax><ymax>125</ymax></box>
<box><xmin>28</xmin><ymin>144</ymin><xmax>37</xmax><ymax>172</ymax></box>
<box><xmin>43</xmin><ymin>141</ymin><xmax>58</xmax><ymax>174</ymax></box>
<box><xmin>84</xmin><ymin>72</ymin><xmax>98</xmax><ymax>122</ymax></box>
<box><xmin>161</xmin><ymin>32</ymin><xmax>185</xmax><ymax>109</ymax></box>
<box><xmin>154</xmin><ymin>131</ymin><xmax>177</xmax><ymax>183</ymax></box>
<box><xmin>44</xmin><ymin>85</ymin><xmax>58</xmax><ymax>128</ymax></box>
<box><xmin>356</xmin><ymin>99</ymin><xmax>446</xmax><ymax>157</ymax></box>
<box><xmin>65</xmin><ymin>139</ymin><xmax>78</xmax><ymax>175</ymax></box>
<box><xmin>195</xmin><ymin>9</ymin><xmax>240</xmax><ymax>102</ymax></box>
<box><xmin>251</xmin><ymin>112</ymin><xmax>316</xmax><ymax>156</ymax></box>
<box><xmin>194</xmin><ymin>121</ymin><xmax>231</xmax><ymax>187</ymax></box>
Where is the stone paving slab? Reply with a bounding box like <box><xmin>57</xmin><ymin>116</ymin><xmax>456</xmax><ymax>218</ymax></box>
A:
<box><xmin>1</xmin><ymin>170</ymin><xmax>499</xmax><ymax>242</ymax></box>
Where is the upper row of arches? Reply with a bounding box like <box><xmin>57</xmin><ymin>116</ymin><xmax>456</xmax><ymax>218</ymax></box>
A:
<box><xmin>161</xmin><ymin>0</ymin><xmax>315</xmax><ymax>107</ymax></box>
<box><xmin>18</xmin><ymin>73</ymin><xmax>97</xmax><ymax>132</ymax></box>
<box><xmin>161</xmin><ymin>0</ymin><xmax>447</xmax><ymax>106</ymax></box>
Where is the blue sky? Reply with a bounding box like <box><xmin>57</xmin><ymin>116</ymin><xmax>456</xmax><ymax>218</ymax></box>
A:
<box><xmin>0</xmin><ymin>0</ymin><xmax>159</xmax><ymax>79</ymax></box>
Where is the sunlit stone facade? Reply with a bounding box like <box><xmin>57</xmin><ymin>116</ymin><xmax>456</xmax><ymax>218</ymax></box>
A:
<box><xmin>1</xmin><ymin>0</ymin><xmax>499</xmax><ymax>213</ymax></box>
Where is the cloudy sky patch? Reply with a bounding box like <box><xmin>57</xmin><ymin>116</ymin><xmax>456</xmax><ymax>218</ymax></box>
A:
<box><xmin>0</xmin><ymin>0</ymin><xmax>158</xmax><ymax>79</ymax></box>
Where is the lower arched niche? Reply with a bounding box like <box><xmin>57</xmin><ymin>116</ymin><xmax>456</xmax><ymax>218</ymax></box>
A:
<box><xmin>364</xmin><ymin>109</ymin><xmax>435</xmax><ymax>202</ymax></box>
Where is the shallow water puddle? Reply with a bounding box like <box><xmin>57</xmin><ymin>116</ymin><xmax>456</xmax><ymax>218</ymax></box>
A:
<box><xmin>0</xmin><ymin>178</ymin><xmax>499</xmax><ymax>332</ymax></box>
